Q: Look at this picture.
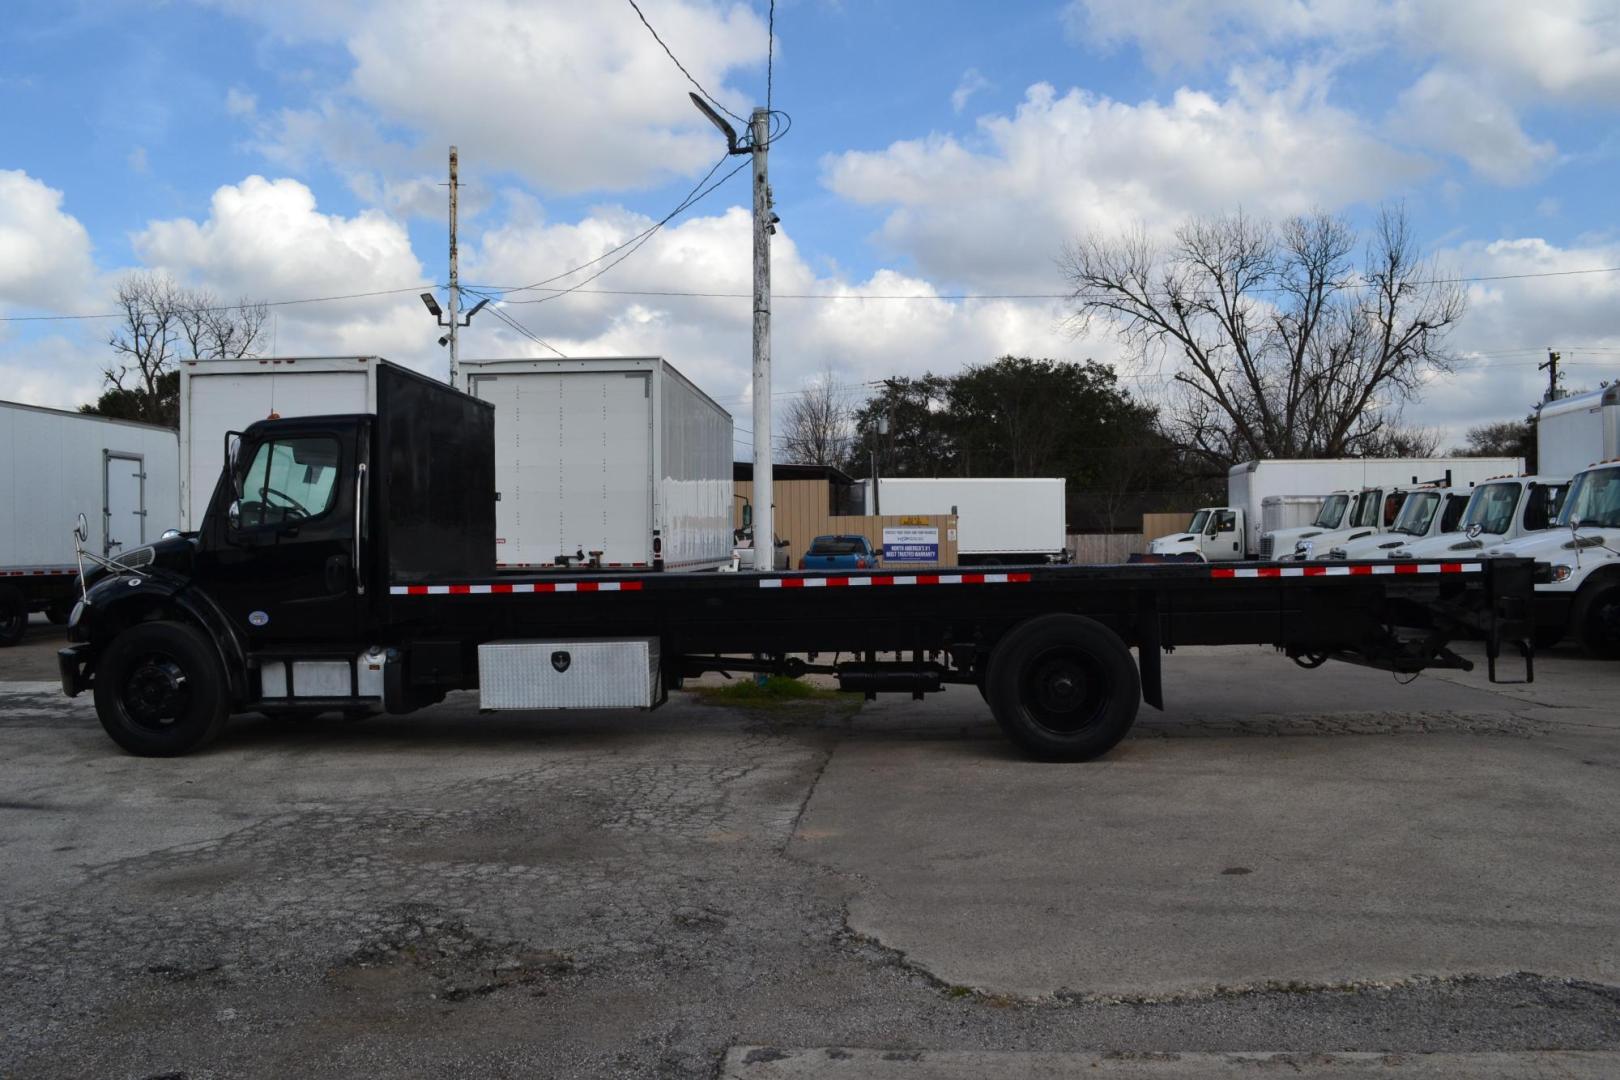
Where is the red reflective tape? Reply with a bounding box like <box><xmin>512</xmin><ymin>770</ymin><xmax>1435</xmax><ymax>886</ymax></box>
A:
<box><xmin>1009</xmin><ymin>572</ymin><xmax>1032</xmax><ymax>583</ymax></box>
<box><xmin>1257</xmin><ymin>566</ymin><xmax>1281</xmax><ymax>578</ymax></box>
<box><xmin>1393</xmin><ymin>563</ymin><xmax>1419</xmax><ymax>574</ymax></box>
<box><xmin>448</xmin><ymin>584</ymin><xmax>471</xmax><ymax>595</ymax></box>
<box><xmin>1441</xmin><ymin>562</ymin><xmax>1464</xmax><ymax>573</ymax></box>
<box><xmin>780</xmin><ymin>578</ymin><xmax>806</xmax><ymax>588</ymax></box>
<box><xmin>917</xmin><ymin>574</ymin><xmax>940</xmax><ymax>585</ymax></box>
<box><xmin>577</xmin><ymin>581</ymin><xmax>599</xmax><ymax>592</ymax></box>
<box><xmin>1210</xmin><ymin>568</ymin><xmax>1236</xmax><ymax>578</ymax></box>
<box><xmin>826</xmin><ymin>577</ymin><xmax>850</xmax><ymax>587</ymax></box>
<box><xmin>407</xmin><ymin>585</ymin><xmax>429</xmax><ymax>596</ymax></box>
<box><xmin>533</xmin><ymin>583</ymin><xmax>556</xmax><ymax>593</ymax></box>
<box><xmin>492</xmin><ymin>582</ymin><xmax>514</xmax><ymax>594</ymax></box>
<box><xmin>1349</xmin><ymin>565</ymin><xmax>1373</xmax><ymax>575</ymax></box>
<box><xmin>962</xmin><ymin>573</ymin><xmax>985</xmax><ymax>584</ymax></box>
<box><xmin>1301</xmin><ymin>565</ymin><xmax>1328</xmax><ymax>576</ymax></box>
<box><xmin>620</xmin><ymin>581</ymin><xmax>643</xmax><ymax>591</ymax></box>
<box><xmin>870</xmin><ymin>575</ymin><xmax>894</xmax><ymax>586</ymax></box>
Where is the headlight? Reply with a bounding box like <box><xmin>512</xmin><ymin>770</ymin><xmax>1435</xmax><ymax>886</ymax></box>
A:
<box><xmin>1389</xmin><ymin>550</ymin><xmax>1414</xmax><ymax>560</ymax></box>
<box><xmin>68</xmin><ymin>600</ymin><xmax>86</xmax><ymax>628</ymax></box>
<box><xmin>1550</xmin><ymin>563</ymin><xmax>1574</xmax><ymax>583</ymax></box>
<box><xmin>1295</xmin><ymin>541</ymin><xmax>1314</xmax><ymax>558</ymax></box>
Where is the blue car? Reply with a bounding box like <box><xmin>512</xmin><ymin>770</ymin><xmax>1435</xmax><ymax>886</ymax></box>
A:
<box><xmin>798</xmin><ymin>535</ymin><xmax>880</xmax><ymax>571</ymax></box>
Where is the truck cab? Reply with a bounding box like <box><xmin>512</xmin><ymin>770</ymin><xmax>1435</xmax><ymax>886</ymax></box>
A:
<box><xmin>1146</xmin><ymin>508</ymin><xmax>1214</xmax><ymax>558</ymax></box>
<box><xmin>1261</xmin><ymin>490</ymin><xmax>1355</xmax><ymax>560</ymax></box>
<box><xmin>1482</xmin><ymin>462</ymin><xmax>1620</xmax><ymax>654</ymax></box>
<box><xmin>1327</xmin><ymin>486</ymin><xmax>1471</xmax><ymax>560</ymax></box>
<box><xmin>1385</xmin><ymin>475</ymin><xmax>1568</xmax><ymax>561</ymax></box>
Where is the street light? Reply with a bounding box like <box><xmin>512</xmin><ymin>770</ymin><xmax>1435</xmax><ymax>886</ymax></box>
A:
<box><xmin>419</xmin><ymin>292</ymin><xmax>443</xmax><ymax>318</ymax></box>
<box><xmin>422</xmin><ymin>292</ymin><xmax>489</xmax><ymax>348</ymax></box>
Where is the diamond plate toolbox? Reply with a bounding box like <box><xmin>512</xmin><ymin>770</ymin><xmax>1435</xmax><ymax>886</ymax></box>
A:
<box><xmin>477</xmin><ymin>637</ymin><xmax>660</xmax><ymax>710</ymax></box>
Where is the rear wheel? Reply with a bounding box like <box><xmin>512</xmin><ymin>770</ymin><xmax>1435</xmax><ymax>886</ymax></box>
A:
<box><xmin>985</xmin><ymin>614</ymin><xmax>1140</xmax><ymax>761</ymax></box>
<box><xmin>93</xmin><ymin>620</ymin><xmax>229</xmax><ymax>756</ymax></box>
<box><xmin>0</xmin><ymin>586</ymin><xmax>25</xmax><ymax>647</ymax></box>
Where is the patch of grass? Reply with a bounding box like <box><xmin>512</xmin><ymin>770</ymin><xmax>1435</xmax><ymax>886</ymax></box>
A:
<box><xmin>694</xmin><ymin>675</ymin><xmax>845</xmax><ymax>706</ymax></box>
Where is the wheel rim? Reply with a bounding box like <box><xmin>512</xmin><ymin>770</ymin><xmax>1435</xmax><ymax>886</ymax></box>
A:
<box><xmin>122</xmin><ymin>653</ymin><xmax>192</xmax><ymax>731</ymax></box>
<box><xmin>0</xmin><ymin>610</ymin><xmax>22</xmax><ymax>636</ymax></box>
<box><xmin>1019</xmin><ymin>646</ymin><xmax>1112</xmax><ymax>734</ymax></box>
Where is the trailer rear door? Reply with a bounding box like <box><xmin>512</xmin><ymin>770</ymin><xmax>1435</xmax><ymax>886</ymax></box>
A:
<box><xmin>103</xmin><ymin>452</ymin><xmax>144</xmax><ymax>555</ymax></box>
<box><xmin>476</xmin><ymin>372</ymin><xmax>653</xmax><ymax>567</ymax></box>
<box><xmin>184</xmin><ymin>369</ymin><xmax>370</xmax><ymax>527</ymax></box>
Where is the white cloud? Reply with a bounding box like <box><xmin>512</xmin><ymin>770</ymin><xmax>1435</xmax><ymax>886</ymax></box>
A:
<box><xmin>225</xmin><ymin>0</ymin><xmax>769</xmax><ymax>197</ymax></box>
<box><xmin>952</xmin><ymin>68</ymin><xmax>990</xmax><ymax>113</ymax></box>
<box><xmin>1063</xmin><ymin>0</ymin><xmax>1620</xmax><ymax>184</ymax></box>
<box><xmin>0</xmin><ymin>170</ymin><xmax>98</xmax><ymax>314</ymax></box>
<box><xmin>823</xmin><ymin>70</ymin><xmax>1428</xmax><ymax>290</ymax></box>
<box><xmin>224</xmin><ymin>87</ymin><xmax>257</xmax><ymax>117</ymax></box>
<box><xmin>132</xmin><ymin>175</ymin><xmax>442</xmax><ymax>375</ymax></box>
<box><xmin>1390</xmin><ymin>70</ymin><xmax>1557</xmax><ymax>186</ymax></box>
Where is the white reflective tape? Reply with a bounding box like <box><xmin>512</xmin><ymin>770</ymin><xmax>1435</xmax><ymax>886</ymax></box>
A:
<box><xmin>803</xmin><ymin>578</ymin><xmax>829</xmax><ymax>587</ymax></box>
<box><xmin>847</xmin><ymin>577</ymin><xmax>873</xmax><ymax>585</ymax></box>
<box><xmin>984</xmin><ymin>573</ymin><xmax>1009</xmax><ymax>583</ymax></box>
<box><xmin>1324</xmin><ymin>565</ymin><xmax>1350</xmax><ymax>576</ymax></box>
<box><xmin>389</xmin><ymin>585</ymin><xmax>408</xmax><ymax>595</ymax></box>
<box><xmin>1280</xmin><ymin>567</ymin><xmax>1304</xmax><ymax>578</ymax></box>
<box><xmin>1234</xmin><ymin>568</ymin><xmax>1260</xmax><ymax>578</ymax></box>
<box><xmin>554</xmin><ymin>583</ymin><xmax>577</xmax><ymax>593</ymax></box>
<box><xmin>760</xmin><ymin>578</ymin><xmax>783</xmax><ymax>588</ymax></box>
<box><xmin>469</xmin><ymin>584</ymin><xmax>492</xmax><ymax>594</ymax></box>
<box><xmin>1418</xmin><ymin>564</ymin><xmax>1441</xmax><ymax>574</ymax></box>
<box><xmin>599</xmin><ymin>582</ymin><xmax>621</xmax><ymax>592</ymax></box>
<box><xmin>1370</xmin><ymin>565</ymin><xmax>1395</xmax><ymax>575</ymax></box>
<box><xmin>892</xmin><ymin>576</ymin><xmax>917</xmax><ymax>586</ymax></box>
<box><xmin>427</xmin><ymin>585</ymin><xmax>450</xmax><ymax>595</ymax></box>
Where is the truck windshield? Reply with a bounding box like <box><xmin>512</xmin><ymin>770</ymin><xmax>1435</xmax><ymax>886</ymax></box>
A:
<box><xmin>1186</xmin><ymin>510</ymin><xmax>1210</xmax><ymax>533</ymax></box>
<box><xmin>1312</xmin><ymin>494</ymin><xmax>1348</xmax><ymax>529</ymax></box>
<box><xmin>1391</xmin><ymin>492</ymin><xmax>1441</xmax><ymax>536</ymax></box>
<box><xmin>1556</xmin><ymin>466</ymin><xmax>1620</xmax><ymax>529</ymax></box>
<box><xmin>236</xmin><ymin>437</ymin><xmax>340</xmax><ymax>528</ymax></box>
<box><xmin>1460</xmin><ymin>482</ymin><xmax>1521</xmax><ymax>535</ymax></box>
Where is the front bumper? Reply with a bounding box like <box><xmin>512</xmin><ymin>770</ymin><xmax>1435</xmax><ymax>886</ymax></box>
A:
<box><xmin>59</xmin><ymin>644</ymin><xmax>90</xmax><ymax>698</ymax></box>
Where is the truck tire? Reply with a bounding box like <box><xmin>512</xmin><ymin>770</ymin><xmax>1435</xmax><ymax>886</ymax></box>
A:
<box><xmin>1572</xmin><ymin>581</ymin><xmax>1620</xmax><ymax>659</ymax></box>
<box><xmin>985</xmin><ymin>613</ymin><xmax>1140</xmax><ymax>761</ymax></box>
<box><xmin>45</xmin><ymin>602</ymin><xmax>72</xmax><ymax>626</ymax></box>
<box><xmin>0</xmin><ymin>586</ymin><xmax>25</xmax><ymax>647</ymax></box>
<box><xmin>93</xmin><ymin>620</ymin><xmax>229</xmax><ymax>756</ymax></box>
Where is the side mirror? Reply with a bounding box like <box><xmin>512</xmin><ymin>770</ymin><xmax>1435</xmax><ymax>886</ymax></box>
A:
<box><xmin>161</xmin><ymin>528</ymin><xmax>182</xmax><ymax>540</ymax></box>
<box><xmin>73</xmin><ymin>512</ymin><xmax>89</xmax><ymax>544</ymax></box>
<box><xmin>1466</xmin><ymin>523</ymin><xmax>1482</xmax><ymax>540</ymax></box>
<box><xmin>228</xmin><ymin>499</ymin><xmax>242</xmax><ymax>530</ymax></box>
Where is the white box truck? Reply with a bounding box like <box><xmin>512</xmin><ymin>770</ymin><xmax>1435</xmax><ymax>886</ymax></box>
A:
<box><xmin>460</xmin><ymin>357</ymin><xmax>733</xmax><ymax>572</ymax></box>
<box><xmin>0</xmin><ymin>400</ymin><xmax>179</xmax><ymax>644</ymax></box>
<box><xmin>873</xmin><ymin>477</ymin><xmax>1067</xmax><ymax>565</ymax></box>
<box><xmin>1538</xmin><ymin>385</ymin><xmax>1619</xmax><ymax>478</ymax></box>
<box><xmin>1146</xmin><ymin>457</ymin><xmax>1523</xmax><ymax>561</ymax></box>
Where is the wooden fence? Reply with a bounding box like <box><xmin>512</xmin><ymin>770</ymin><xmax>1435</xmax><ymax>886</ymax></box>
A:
<box><xmin>735</xmin><ymin>479</ymin><xmax>956</xmax><ymax>568</ymax></box>
<box><xmin>1066</xmin><ymin>533</ymin><xmax>1146</xmax><ymax>564</ymax></box>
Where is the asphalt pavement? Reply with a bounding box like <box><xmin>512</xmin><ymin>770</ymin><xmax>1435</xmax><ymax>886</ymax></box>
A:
<box><xmin>0</xmin><ymin>633</ymin><xmax>1615</xmax><ymax>1078</ymax></box>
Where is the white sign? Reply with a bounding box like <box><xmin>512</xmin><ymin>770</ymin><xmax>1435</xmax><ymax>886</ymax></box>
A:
<box><xmin>883</xmin><ymin>525</ymin><xmax>940</xmax><ymax>562</ymax></box>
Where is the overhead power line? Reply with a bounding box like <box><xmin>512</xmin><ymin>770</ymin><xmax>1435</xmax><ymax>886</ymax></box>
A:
<box><xmin>0</xmin><ymin>284</ymin><xmax>439</xmax><ymax>323</ymax></box>
<box><xmin>481</xmin><ymin>303</ymin><xmax>568</xmax><ymax>359</ymax></box>
<box><xmin>625</xmin><ymin>0</ymin><xmax>747</xmax><ymax>125</ymax></box>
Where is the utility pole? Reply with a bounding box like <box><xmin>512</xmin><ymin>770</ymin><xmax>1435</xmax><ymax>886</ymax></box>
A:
<box><xmin>749</xmin><ymin>108</ymin><xmax>774</xmax><ymax>571</ymax></box>
<box><xmin>1538</xmin><ymin>349</ymin><xmax>1562</xmax><ymax>404</ymax></box>
<box><xmin>447</xmin><ymin>145</ymin><xmax>461</xmax><ymax>388</ymax></box>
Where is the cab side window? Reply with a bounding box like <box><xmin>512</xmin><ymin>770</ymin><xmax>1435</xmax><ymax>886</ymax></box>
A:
<box><xmin>1441</xmin><ymin>494</ymin><xmax>1468</xmax><ymax>533</ymax></box>
<box><xmin>1212</xmin><ymin>510</ymin><xmax>1236</xmax><ymax>533</ymax></box>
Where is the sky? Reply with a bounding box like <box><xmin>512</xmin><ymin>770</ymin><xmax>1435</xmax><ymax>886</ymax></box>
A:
<box><xmin>2</xmin><ymin>0</ymin><xmax>1619</xmax><ymax>455</ymax></box>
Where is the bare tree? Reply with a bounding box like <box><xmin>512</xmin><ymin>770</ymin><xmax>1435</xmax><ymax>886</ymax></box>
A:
<box><xmin>1061</xmin><ymin>205</ymin><xmax>1465</xmax><ymax>467</ymax></box>
<box><xmin>780</xmin><ymin>370</ymin><xmax>853</xmax><ymax>467</ymax></box>
<box><xmin>90</xmin><ymin>272</ymin><xmax>269</xmax><ymax>426</ymax></box>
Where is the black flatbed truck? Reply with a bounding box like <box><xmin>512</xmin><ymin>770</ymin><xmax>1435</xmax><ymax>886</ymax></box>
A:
<box><xmin>60</xmin><ymin>365</ymin><xmax>1538</xmax><ymax>759</ymax></box>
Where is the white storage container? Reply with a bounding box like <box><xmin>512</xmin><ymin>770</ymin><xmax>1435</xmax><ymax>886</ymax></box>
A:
<box><xmin>874</xmin><ymin>477</ymin><xmax>1067</xmax><ymax>564</ymax></box>
<box><xmin>1538</xmin><ymin>385</ymin><xmax>1619</xmax><ymax>479</ymax></box>
<box><xmin>0</xmin><ymin>400</ymin><xmax>179</xmax><ymax>567</ymax></box>
<box><xmin>461</xmin><ymin>357</ymin><xmax>733</xmax><ymax>572</ymax></box>
<box><xmin>179</xmin><ymin>355</ymin><xmax>384</xmax><ymax>528</ymax></box>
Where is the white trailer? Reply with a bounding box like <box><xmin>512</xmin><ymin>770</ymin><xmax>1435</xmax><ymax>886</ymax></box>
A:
<box><xmin>1538</xmin><ymin>385</ymin><xmax>1619</xmax><ymax>478</ymax></box>
<box><xmin>0</xmin><ymin>400</ymin><xmax>179</xmax><ymax>643</ymax></box>
<box><xmin>179</xmin><ymin>355</ymin><xmax>385</xmax><ymax>529</ymax></box>
<box><xmin>873</xmin><ymin>477</ymin><xmax>1067</xmax><ymax>565</ymax></box>
<box><xmin>460</xmin><ymin>357</ymin><xmax>733</xmax><ymax>572</ymax></box>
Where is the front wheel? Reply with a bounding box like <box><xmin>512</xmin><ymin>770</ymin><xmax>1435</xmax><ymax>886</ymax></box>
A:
<box><xmin>1573</xmin><ymin>582</ymin><xmax>1620</xmax><ymax>659</ymax></box>
<box><xmin>985</xmin><ymin>614</ymin><xmax>1140</xmax><ymax>761</ymax></box>
<box><xmin>93</xmin><ymin>620</ymin><xmax>229</xmax><ymax>756</ymax></box>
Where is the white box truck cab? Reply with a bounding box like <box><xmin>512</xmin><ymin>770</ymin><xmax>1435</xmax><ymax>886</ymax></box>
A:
<box><xmin>1384</xmin><ymin>475</ymin><xmax>1568</xmax><ymax>562</ymax></box>
<box><xmin>1482</xmin><ymin>461</ymin><xmax>1620</xmax><ymax>654</ymax></box>
<box><xmin>1259</xmin><ymin>490</ymin><xmax>1354</xmax><ymax>560</ymax></box>
<box><xmin>1327</xmin><ymin>486</ymin><xmax>1472</xmax><ymax>559</ymax></box>
<box><xmin>1146</xmin><ymin>509</ymin><xmax>1216</xmax><ymax>557</ymax></box>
